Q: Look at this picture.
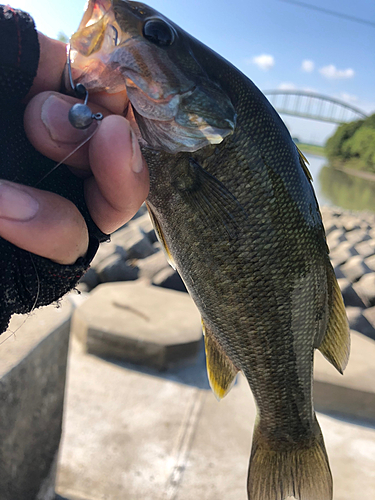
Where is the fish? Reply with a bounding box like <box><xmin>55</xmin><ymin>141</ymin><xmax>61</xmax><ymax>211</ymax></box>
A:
<box><xmin>67</xmin><ymin>1</ymin><xmax>350</xmax><ymax>499</ymax></box>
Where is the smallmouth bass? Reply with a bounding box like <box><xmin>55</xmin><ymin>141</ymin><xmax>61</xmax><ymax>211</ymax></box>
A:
<box><xmin>67</xmin><ymin>1</ymin><xmax>350</xmax><ymax>498</ymax></box>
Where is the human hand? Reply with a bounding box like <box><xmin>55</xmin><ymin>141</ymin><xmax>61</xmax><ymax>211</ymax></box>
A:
<box><xmin>0</xmin><ymin>32</ymin><xmax>149</xmax><ymax>266</ymax></box>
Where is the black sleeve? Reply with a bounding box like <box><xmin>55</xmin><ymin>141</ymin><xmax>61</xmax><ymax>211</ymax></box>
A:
<box><xmin>0</xmin><ymin>6</ymin><xmax>108</xmax><ymax>333</ymax></box>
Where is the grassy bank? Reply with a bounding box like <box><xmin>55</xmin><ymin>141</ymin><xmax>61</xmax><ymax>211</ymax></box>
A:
<box><xmin>298</xmin><ymin>143</ymin><xmax>325</xmax><ymax>157</ymax></box>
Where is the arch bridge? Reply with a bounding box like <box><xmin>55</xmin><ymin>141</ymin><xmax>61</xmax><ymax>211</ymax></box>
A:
<box><xmin>264</xmin><ymin>90</ymin><xmax>368</xmax><ymax>124</ymax></box>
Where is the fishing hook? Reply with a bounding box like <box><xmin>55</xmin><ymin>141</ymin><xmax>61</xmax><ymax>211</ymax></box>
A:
<box><xmin>66</xmin><ymin>44</ymin><xmax>103</xmax><ymax>129</ymax></box>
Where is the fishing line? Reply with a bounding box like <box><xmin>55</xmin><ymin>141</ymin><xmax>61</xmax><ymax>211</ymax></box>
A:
<box><xmin>1</xmin><ymin>46</ymin><xmax>102</xmax><ymax>346</ymax></box>
<box><xmin>278</xmin><ymin>0</ymin><xmax>375</xmax><ymax>28</ymax></box>
<box><xmin>34</xmin><ymin>123</ymin><xmax>101</xmax><ymax>187</ymax></box>
<box><xmin>35</xmin><ymin>44</ymin><xmax>104</xmax><ymax>186</ymax></box>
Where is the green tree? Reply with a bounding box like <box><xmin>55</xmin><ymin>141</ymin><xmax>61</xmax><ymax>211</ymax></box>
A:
<box><xmin>325</xmin><ymin>112</ymin><xmax>375</xmax><ymax>172</ymax></box>
<box><xmin>343</xmin><ymin>127</ymin><xmax>375</xmax><ymax>171</ymax></box>
<box><xmin>57</xmin><ymin>31</ymin><xmax>69</xmax><ymax>44</ymax></box>
<box><xmin>325</xmin><ymin>119</ymin><xmax>363</xmax><ymax>161</ymax></box>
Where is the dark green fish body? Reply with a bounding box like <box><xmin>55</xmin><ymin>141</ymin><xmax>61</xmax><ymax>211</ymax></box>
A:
<box><xmin>69</xmin><ymin>2</ymin><xmax>350</xmax><ymax>498</ymax></box>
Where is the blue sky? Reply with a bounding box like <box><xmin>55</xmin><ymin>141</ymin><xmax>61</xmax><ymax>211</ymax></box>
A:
<box><xmin>11</xmin><ymin>0</ymin><xmax>375</xmax><ymax>144</ymax></box>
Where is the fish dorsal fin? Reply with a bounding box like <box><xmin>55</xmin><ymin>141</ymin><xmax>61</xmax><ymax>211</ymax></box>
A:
<box><xmin>146</xmin><ymin>202</ymin><xmax>176</xmax><ymax>270</ymax></box>
<box><xmin>318</xmin><ymin>264</ymin><xmax>350</xmax><ymax>374</ymax></box>
<box><xmin>296</xmin><ymin>145</ymin><xmax>313</xmax><ymax>181</ymax></box>
<box><xmin>202</xmin><ymin>320</ymin><xmax>239</xmax><ymax>400</ymax></box>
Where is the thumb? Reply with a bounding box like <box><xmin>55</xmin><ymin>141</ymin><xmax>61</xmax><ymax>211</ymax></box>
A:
<box><xmin>24</xmin><ymin>91</ymin><xmax>111</xmax><ymax>169</ymax></box>
<box><xmin>0</xmin><ymin>180</ymin><xmax>89</xmax><ymax>265</ymax></box>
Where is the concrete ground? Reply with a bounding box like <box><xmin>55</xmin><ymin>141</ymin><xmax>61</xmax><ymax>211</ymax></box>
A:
<box><xmin>56</xmin><ymin>335</ymin><xmax>375</xmax><ymax>500</ymax></box>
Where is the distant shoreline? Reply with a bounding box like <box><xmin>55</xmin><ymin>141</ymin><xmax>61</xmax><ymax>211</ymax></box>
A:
<box><xmin>334</xmin><ymin>166</ymin><xmax>375</xmax><ymax>183</ymax></box>
<box><xmin>298</xmin><ymin>143</ymin><xmax>325</xmax><ymax>158</ymax></box>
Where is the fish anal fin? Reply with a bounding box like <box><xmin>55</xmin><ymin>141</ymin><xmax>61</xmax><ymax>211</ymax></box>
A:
<box><xmin>202</xmin><ymin>320</ymin><xmax>238</xmax><ymax>400</ymax></box>
<box><xmin>146</xmin><ymin>202</ymin><xmax>176</xmax><ymax>270</ymax></box>
<box><xmin>248</xmin><ymin>417</ymin><xmax>332</xmax><ymax>500</ymax></box>
<box><xmin>296</xmin><ymin>145</ymin><xmax>313</xmax><ymax>181</ymax></box>
<box><xmin>318</xmin><ymin>264</ymin><xmax>350</xmax><ymax>374</ymax></box>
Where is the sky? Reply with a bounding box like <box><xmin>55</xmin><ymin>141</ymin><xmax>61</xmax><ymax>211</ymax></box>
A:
<box><xmin>10</xmin><ymin>0</ymin><xmax>375</xmax><ymax>145</ymax></box>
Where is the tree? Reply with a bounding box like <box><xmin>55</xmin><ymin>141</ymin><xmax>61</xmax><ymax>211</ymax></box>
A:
<box><xmin>325</xmin><ymin>120</ymin><xmax>363</xmax><ymax>161</ymax></box>
<box><xmin>57</xmin><ymin>31</ymin><xmax>69</xmax><ymax>44</ymax></box>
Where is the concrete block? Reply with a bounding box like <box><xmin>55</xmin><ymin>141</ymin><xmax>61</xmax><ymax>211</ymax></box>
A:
<box><xmin>364</xmin><ymin>254</ymin><xmax>375</xmax><ymax>272</ymax></box>
<box><xmin>337</xmin><ymin>278</ymin><xmax>365</xmax><ymax>308</ymax></box>
<box><xmin>90</xmin><ymin>240</ymin><xmax>121</xmax><ymax>269</ymax></box>
<box><xmin>323</xmin><ymin>222</ymin><xmax>338</xmax><ymax>236</ymax></box>
<box><xmin>71</xmin><ymin>282</ymin><xmax>202</xmax><ymax>369</ymax></box>
<box><xmin>152</xmin><ymin>267</ymin><xmax>188</xmax><ymax>293</ymax></box>
<box><xmin>314</xmin><ymin>330</ymin><xmax>375</xmax><ymax>422</ymax></box>
<box><xmin>345</xmin><ymin>228</ymin><xmax>371</xmax><ymax>245</ymax></box>
<box><xmin>333</xmin><ymin>265</ymin><xmax>345</xmax><ymax>280</ymax></box>
<box><xmin>73</xmin><ymin>282</ymin><xmax>90</xmax><ymax>295</ymax></box>
<box><xmin>345</xmin><ymin>307</ymin><xmax>375</xmax><ymax>340</ymax></box>
<box><xmin>129</xmin><ymin>202</ymin><xmax>148</xmax><ymax>220</ymax></box>
<box><xmin>129</xmin><ymin>212</ymin><xmax>157</xmax><ymax>244</ymax></box>
<box><xmin>340</xmin><ymin>255</ymin><xmax>372</xmax><ymax>283</ymax></box>
<box><xmin>354</xmin><ymin>240</ymin><xmax>375</xmax><ymax>259</ymax></box>
<box><xmin>56</xmin><ymin>336</ymin><xmax>375</xmax><ymax>500</ymax></box>
<box><xmin>330</xmin><ymin>241</ymin><xmax>358</xmax><ymax>266</ymax></box>
<box><xmin>111</xmin><ymin>225</ymin><xmax>155</xmax><ymax>260</ymax></box>
<box><xmin>95</xmin><ymin>254</ymin><xmax>139</xmax><ymax>283</ymax></box>
<box><xmin>363</xmin><ymin>307</ymin><xmax>375</xmax><ymax>338</ymax></box>
<box><xmin>353</xmin><ymin>272</ymin><xmax>375</xmax><ymax>307</ymax></box>
<box><xmin>327</xmin><ymin>228</ymin><xmax>346</xmax><ymax>251</ymax></box>
<box><xmin>340</xmin><ymin>217</ymin><xmax>361</xmax><ymax>233</ymax></box>
<box><xmin>0</xmin><ymin>300</ymin><xmax>72</xmax><ymax>500</ymax></box>
<box><xmin>137</xmin><ymin>249</ymin><xmax>169</xmax><ymax>280</ymax></box>
<box><xmin>78</xmin><ymin>266</ymin><xmax>99</xmax><ymax>290</ymax></box>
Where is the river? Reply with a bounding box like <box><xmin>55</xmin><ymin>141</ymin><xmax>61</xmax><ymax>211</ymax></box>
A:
<box><xmin>304</xmin><ymin>154</ymin><xmax>375</xmax><ymax>213</ymax></box>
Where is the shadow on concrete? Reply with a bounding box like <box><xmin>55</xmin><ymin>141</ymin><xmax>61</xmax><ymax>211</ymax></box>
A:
<box><xmin>318</xmin><ymin>409</ymin><xmax>375</xmax><ymax>430</ymax></box>
<box><xmin>56</xmin><ymin>495</ymin><xmax>91</xmax><ymax>500</ymax></box>
<box><xmin>95</xmin><ymin>338</ymin><xmax>213</xmax><ymax>390</ymax></box>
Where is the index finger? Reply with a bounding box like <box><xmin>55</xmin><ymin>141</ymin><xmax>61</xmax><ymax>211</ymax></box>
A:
<box><xmin>25</xmin><ymin>33</ymin><xmax>67</xmax><ymax>102</ymax></box>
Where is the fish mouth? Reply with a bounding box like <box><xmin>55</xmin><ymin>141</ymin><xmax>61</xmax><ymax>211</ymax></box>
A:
<box><xmin>65</xmin><ymin>0</ymin><xmax>236</xmax><ymax>153</ymax></box>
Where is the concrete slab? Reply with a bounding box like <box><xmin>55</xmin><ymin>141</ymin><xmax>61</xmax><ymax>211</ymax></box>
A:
<box><xmin>314</xmin><ymin>331</ymin><xmax>375</xmax><ymax>422</ymax></box>
<box><xmin>71</xmin><ymin>282</ymin><xmax>202</xmax><ymax>370</ymax></box>
<box><xmin>173</xmin><ymin>375</ymin><xmax>253</xmax><ymax>500</ymax></box>
<box><xmin>56</xmin><ymin>339</ymin><xmax>207</xmax><ymax>500</ymax></box>
<box><xmin>56</xmin><ymin>338</ymin><xmax>375</xmax><ymax>500</ymax></box>
<box><xmin>0</xmin><ymin>300</ymin><xmax>72</xmax><ymax>500</ymax></box>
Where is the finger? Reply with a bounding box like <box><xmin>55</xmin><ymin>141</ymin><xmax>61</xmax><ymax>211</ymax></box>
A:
<box><xmin>25</xmin><ymin>33</ymin><xmax>67</xmax><ymax>102</ymax></box>
<box><xmin>89</xmin><ymin>89</ymin><xmax>129</xmax><ymax>115</ymax></box>
<box><xmin>0</xmin><ymin>181</ymin><xmax>88</xmax><ymax>265</ymax></box>
<box><xmin>85</xmin><ymin>115</ymin><xmax>149</xmax><ymax>234</ymax></box>
<box><xmin>24</xmin><ymin>91</ymin><xmax>111</xmax><ymax>169</ymax></box>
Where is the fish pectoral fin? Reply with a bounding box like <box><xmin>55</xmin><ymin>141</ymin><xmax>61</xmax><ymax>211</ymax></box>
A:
<box><xmin>202</xmin><ymin>320</ymin><xmax>239</xmax><ymax>400</ymax></box>
<box><xmin>318</xmin><ymin>264</ymin><xmax>350</xmax><ymax>374</ymax></box>
<box><xmin>146</xmin><ymin>202</ymin><xmax>176</xmax><ymax>270</ymax></box>
<box><xmin>176</xmin><ymin>158</ymin><xmax>247</xmax><ymax>241</ymax></box>
<box><xmin>296</xmin><ymin>145</ymin><xmax>313</xmax><ymax>181</ymax></box>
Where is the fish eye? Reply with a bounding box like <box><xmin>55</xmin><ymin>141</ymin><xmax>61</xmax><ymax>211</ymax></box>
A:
<box><xmin>142</xmin><ymin>18</ymin><xmax>175</xmax><ymax>46</ymax></box>
<box><xmin>111</xmin><ymin>25</ymin><xmax>120</xmax><ymax>46</ymax></box>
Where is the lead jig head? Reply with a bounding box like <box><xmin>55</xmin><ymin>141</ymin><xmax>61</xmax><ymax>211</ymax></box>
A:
<box><xmin>66</xmin><ymin>46</ymin><xmax>103</xmax><ymax>129</ymax></box>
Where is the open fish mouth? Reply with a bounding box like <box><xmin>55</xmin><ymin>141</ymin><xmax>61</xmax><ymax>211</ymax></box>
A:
<box><xmin>66</xmin><ymin>0</ymin><xmax>237</xmax><ymax>153</ymax></box>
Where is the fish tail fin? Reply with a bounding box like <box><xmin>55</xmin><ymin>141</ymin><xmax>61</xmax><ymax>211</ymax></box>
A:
<box><xmin>248</xmin><ymin>417</ymin><xmax>332</xmax><ymax>500</ymax></box>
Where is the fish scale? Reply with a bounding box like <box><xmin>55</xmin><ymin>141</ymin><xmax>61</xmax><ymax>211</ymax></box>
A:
<box><xmin>69</xmin><ymin>2</ymin><xmax>350</xmax><ymax>499</ymax></box>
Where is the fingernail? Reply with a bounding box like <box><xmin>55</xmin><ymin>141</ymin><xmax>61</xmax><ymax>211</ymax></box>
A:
<box><xmin>130</xmin><ymin>128</ymin><xmax>143</xmax><ymax>173</ymax></box>
<box><xmin>41</xmin><ymin>95</ymin><xmax>94</xmax><ymax>143</ymax></box>
<box><xmin>0</xmin><ymin>182</ymin><xmax>39</xmax><ymax>221</ymax></box>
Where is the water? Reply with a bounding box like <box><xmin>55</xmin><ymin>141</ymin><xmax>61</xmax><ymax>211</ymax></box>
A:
<box><xmin>304</xmin><ymin>155</ymin><xmax>332</xmax><ymax>207</ymax></box>
<box><xmin>304</xmin><ymin>154</ymin><xmax>375</xmax><ymax>212</ymax></box>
